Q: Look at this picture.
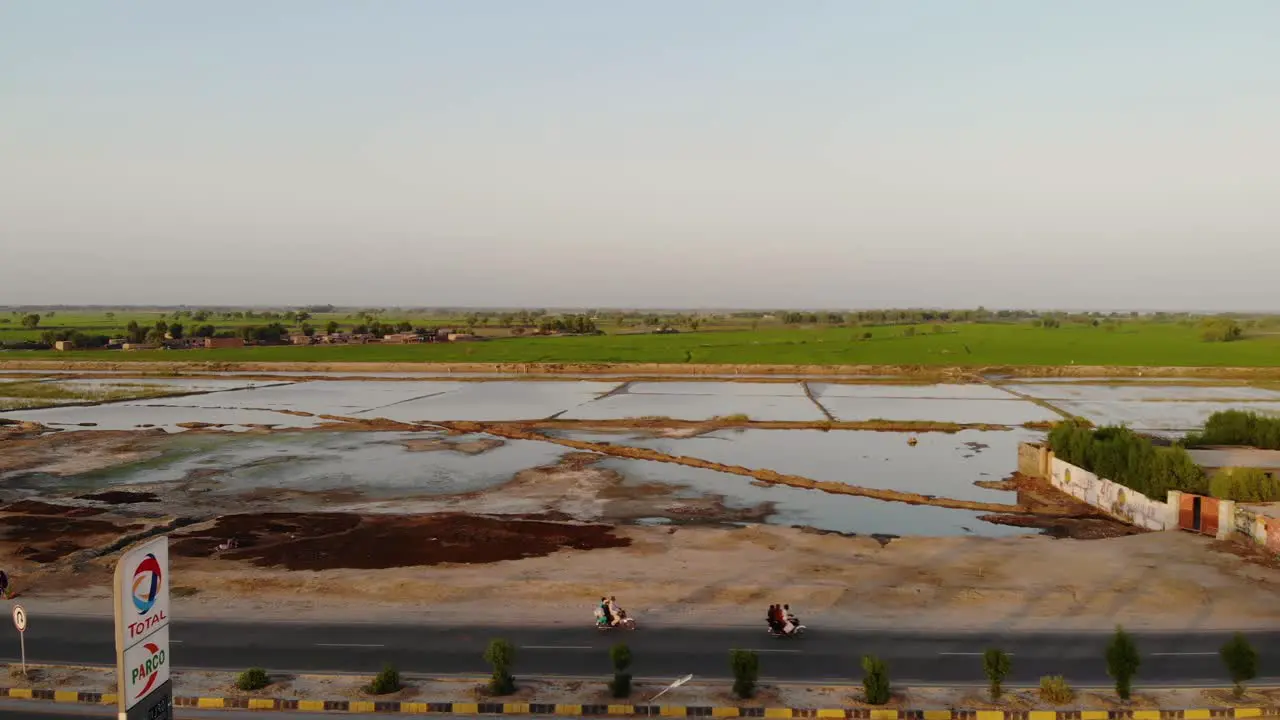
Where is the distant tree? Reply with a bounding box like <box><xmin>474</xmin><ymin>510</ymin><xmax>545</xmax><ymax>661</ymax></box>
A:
<box><xmin>395</xmin><ymin>321</ymin><xmax>413</xmax><ymax>333</ymax></box>
<box><xmin>325</xmin><ymin>320</ymin><xmax>339</xmax><ymax>335</ymax></box>
<box><xmin>126</xmin><ymin>320</ymin><xmax>146</xmax><ymax>343</ymax></box>
<box><xmin>194</xmin><ymin>324</ymin><xmax>217</xmax><ymax>338</ymax></box>
<box><xmin>295</xmin><ymin>311</ymin><xmax>311</xmax><ymax>325</ymax></box>
<box><xmin>301</xmin><ymin>323</ymin><xmax>315</xmax><ymax>337</ymax></box>
<box><xmin>192</xmin><ymin>310</ymin><xmax>210</xmax><ymax>322</ymax></box>
<box><xmin>105</xmin><ymin>312</ymin><xmax>115</xmax><ymax>321</ymax></box>
<box><xmin>154</xmin><ymin>320</ymin><xmax>168</xmax><ymax>337</ymax></box>
<box><xmin>168</xmin><ymin>323</ymin><xmax>184</xmax><ymax>339</ymax></box>
<box><xmin>145</xmin><ymin>328</ymin><xmax>164</xmax><ymax>344</ymax></box>
<box><xmin>1201</xmin><ymin>318</ymin><xmax>1243</xmax><ymax>343</ymax></box>
<box><xmin>20</xmin><ymin>313</ymin><xmax>40</xmax><ymax>329</ymax></box>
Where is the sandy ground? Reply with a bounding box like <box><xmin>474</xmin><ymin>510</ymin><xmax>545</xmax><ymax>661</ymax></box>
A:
<box><xmin>11</xmin><ymin>522</ymin><xmax>1280</xmax><ymax>633</ymax></box>
<box><xmin>7</xmin><ymin>664</ymin><xmax>1280</xmax><ymax>710</ymax></box>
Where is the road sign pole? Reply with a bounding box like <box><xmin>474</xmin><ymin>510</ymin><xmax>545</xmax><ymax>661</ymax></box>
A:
<box><xmin>11</xmin><ymin>605</ymin><xmax>27</xmax><ymax>676</ymax></box>
<box><xmin>18</xmin><ymin>629</ymin><xmax>24</xmax><ymax>676</ymax></box>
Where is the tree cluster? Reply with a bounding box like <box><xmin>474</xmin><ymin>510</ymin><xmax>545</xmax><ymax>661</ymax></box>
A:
<box><xmin>1047</xmin><ymin>421</ymin><xmax>1207</xmax><ymax>497</ymax></box>
<box><xmin>1209</xmin><ymin>467</ymin><xmax>1280</xmax><ymax>502</ymax></box>
<box><xmin>537</xmin><ymin>314</ymin><xmax>600</xmax><ymax>334</ymax></box>
<box><xmin>1201</xmin><ymin>318</ymin><xmax>1244</xmax><ymax>342</ymax></box>
<box><xmin>1185</xmin><ymin>410</ymin><xmax>1280</xmax><ymax>450</ymax></box>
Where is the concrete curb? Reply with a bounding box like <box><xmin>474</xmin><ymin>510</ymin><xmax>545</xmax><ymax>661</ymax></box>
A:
<box><xmin>2</xmin><ymin>689</ymin><xmax>1278</xmax><ymax>718</ymax></box>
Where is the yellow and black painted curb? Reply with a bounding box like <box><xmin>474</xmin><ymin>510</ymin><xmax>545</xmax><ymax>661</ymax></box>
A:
<box><xmin>2</xmin><ymin>689</ymin><xmax>1278</xmax><ymax>718</ymax></box>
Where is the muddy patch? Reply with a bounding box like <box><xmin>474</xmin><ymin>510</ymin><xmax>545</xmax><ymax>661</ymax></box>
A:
<box><xmin>75</xmin><ymin>491</ymin><xmax>161</xmax><ymax>505</ymax></box>
<box><xmin>170</xmin><ymin>512</ymin><xmax>631</xmax><ymax>570</ymax></box>
<box><xmin>0</xmin><ymin>501</ymin><xmax>144</xmax><ymax>563</ymax></box>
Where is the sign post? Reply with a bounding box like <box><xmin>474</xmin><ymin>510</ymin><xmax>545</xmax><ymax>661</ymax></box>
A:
<box><xmin>113</xmin><ymin>536</ymin><xmax>172</xmax><ymax>720</ymax></box>
<box><xmin>11</xmin><ymin>605</ymin><xmax>26</xmax><ymax>676</ymax></box>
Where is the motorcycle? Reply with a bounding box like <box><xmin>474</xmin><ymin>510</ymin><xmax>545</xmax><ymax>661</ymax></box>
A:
<box><xmin>767</xmin><ymin>614</ymin><xmax>806</xmax><ymax>637</ymax></box>
<box><xmin>594</xmin><ymin>607</ymin><xmax>637</xmax><ymax>631</ymax></box>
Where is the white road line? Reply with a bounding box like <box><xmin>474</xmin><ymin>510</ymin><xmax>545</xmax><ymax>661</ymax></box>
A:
<box><xmin>939</xmin><ymin>652</ymin><xmax>1016</xmax><ymax>656</ymax></box>
<box><xmin>1152</xmin><ymin>652</ymin><xmax>1217</xmax><ymax>656</ymax></box>
<box><xmin>169</xmin><ymin>640</ymin><xmax>184</xmax><ymax>644</ymax></box>
<box><xmin>314</xmin><ymin>643</ymin><xmax>385</xmax><ymax>648</ymax></box>
<box><xmin>521</xmin><ymin>645</ymin><xmax>592</xmax><ymax>650</ymax></box>
<box><xmin>747</xmin><ymin>649</ymin><xmax>802</xmax><ymax>654</ymax></box>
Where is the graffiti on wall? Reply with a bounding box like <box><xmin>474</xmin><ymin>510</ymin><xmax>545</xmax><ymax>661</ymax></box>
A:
<box><xmin>1050</xmin><ymin>457</ymin><xmax>1170</xmax><ymax>531</ymax></box>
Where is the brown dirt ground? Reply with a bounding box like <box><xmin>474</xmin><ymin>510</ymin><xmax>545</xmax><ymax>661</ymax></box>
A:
<box><xmin>74</xmin><ymin>490</ymin><xmax>161</xmax><ymax>504</ymax></box>
<box><xmin>169</xmin><ymin>512</ymin><xmax>631</xmax><ymax>570</ymax></box>
<box><xmin>0</xmin><ymin>501</ymin><xmax>144</xmax><ymax>564</ymax></box>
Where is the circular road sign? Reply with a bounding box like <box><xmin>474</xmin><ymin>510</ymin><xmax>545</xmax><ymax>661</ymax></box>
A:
<box><xmin>12</xmin><ymin>605</ymin><xmax>26</xmax><ymax>633</ymax></box>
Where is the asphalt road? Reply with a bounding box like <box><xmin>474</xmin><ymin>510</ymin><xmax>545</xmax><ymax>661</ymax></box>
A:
<box><xmin>3</xmin><ymin>618</ymin><xmax>1275</xmax><ymax>687</ymax></box>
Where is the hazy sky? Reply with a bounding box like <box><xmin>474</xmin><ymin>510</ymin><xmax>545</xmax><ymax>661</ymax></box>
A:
<box><xmin>3</xmin><ymin>1</ymin><xmax>1278</xmax><ymax>310</ymax></box>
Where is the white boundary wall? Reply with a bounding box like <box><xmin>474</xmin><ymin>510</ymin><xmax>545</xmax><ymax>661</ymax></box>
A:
<box><xmin>1048</xmin><ymin>456</ymin><xmax>1174</xmax><ymax>531</ymax></box>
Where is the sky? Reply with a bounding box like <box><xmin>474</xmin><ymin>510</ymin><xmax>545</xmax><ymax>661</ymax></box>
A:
<box><xmin>2</xmin><ymin>1</ymin><xmax>1278</xmax><ymax>310</ymax></box>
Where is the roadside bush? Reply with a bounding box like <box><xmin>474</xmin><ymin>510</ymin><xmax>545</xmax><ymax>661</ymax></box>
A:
<box><xmin>982</xmin><ymin>648</ymin><xmax>1011</xmax><ymax>701</ymax></box>
<box><xmin>729</xmin><ymin>649</ymin><xmax>759</xmax><ymax>699</ymax></box>
<box><xmin>1185</xmin><ymin>410</ymin><xmax>1280</xmax><ymax>451</ymax></box>
<box><xmin>1039</xmin><ymin>675</ymin><xmax>1074</xmax><ymax>704</ymax></box>
<box><xmin>366</xmin><ymin>664</ymin><xmax>400</xmax><ymax>695</ymax></box>
<box><xmin>608</xmin><ymin>643</ymin><xmax>633</xmax><ymax>699</ymax></box>
<box><xmin>1047</xmin><ymin>421</ymin><xmax>1207</xmax><ymax>497</ymax></box>
<box><xmin>484</xmin><ymin>639</ymin><xmax>517</xmax><ymax>696</ymax></box>
<box><xmin>861</xmin><ymin>655</ymin><xmax>891</xmax><ymax>705</ymax></box>
<box><xmin>235</xmin><ymin>668</ymin><xmax>270</xmax><ymax>692</ymax></box>
<box><xmin>1106</xmin><ymin>626</ymin><xmax>1140</xmax><ymax>700</ymax></box>
<box><xmin>1221</xmin><ymin>633</ymin><xmax>1258</xmax><ymax>698</ymax></box>
<box><xmin>1209</xmin><ymin>467</ymin><xmax>1280</xmax><ymax>502</ymax></box>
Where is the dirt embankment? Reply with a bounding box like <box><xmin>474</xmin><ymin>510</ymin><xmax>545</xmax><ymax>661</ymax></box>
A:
<box><xmin>0</xmin><ymin>500</ymin><xmax>145</xmax><ymax>564</ymax></box>
<box><xmin>170</xmin><ymin>512</ymin><xmax>631</xmax><ymax>571</ymax></box>
<box><xmin>6</xmin><ymin>359</ymin><xmax>1280</xmax><ymax>379</ymax></box>
<box><xmin>439</xmin><ymin>421</ymin><xmax>1067</xmax><ymax>516</ymax></box>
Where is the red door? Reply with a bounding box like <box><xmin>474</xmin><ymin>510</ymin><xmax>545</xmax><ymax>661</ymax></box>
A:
<box><xmin>1201</xmin><ymin>497</ymin><xmax>1220</xmax><ymax>537</ymax></box>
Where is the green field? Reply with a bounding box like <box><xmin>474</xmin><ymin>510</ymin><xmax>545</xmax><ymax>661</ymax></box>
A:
<box><xmin>8</xmin><ymin>322</ymin><xmax>1280</xmax><ymax>367</ymax></box>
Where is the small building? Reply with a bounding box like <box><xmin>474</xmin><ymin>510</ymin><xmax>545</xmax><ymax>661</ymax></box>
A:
<box><xmin>204</xmin><ymin>337</ymin><xmax>245</xmax><ymax>349</ymax></box>
<box><xmin>289</xmin><ymin>334</ymin><xmax>314</xmax><ymax>345</ymax></box>
<box><xmin>53</xmin><ymin>340</ymin><xmax>75</xmax><ymax>352</ymax></box>
<box><xmin>121</xmin><ymin>343</ymin><xmax>158</xmax><ymax>351</ymax></box>
<box><xmin>447</xmin><ymin>333</ymin><xmax>482</xmax><ymax>342</ymax></box>
<box><xmin>382</xmin><ymin>333</ymin><xmax>420</xmax><ymax>344</ymax></box>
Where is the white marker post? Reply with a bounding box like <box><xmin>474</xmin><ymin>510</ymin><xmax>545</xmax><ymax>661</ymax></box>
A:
<box><xmin>11</xmin><ymin>605</ymin><xmax>27</xmax><ymax>676</ymax></box>
<box><xmin>113</xmin><ymin>536</ymin><xmax>172</xmax><ymax>720</ymax></box>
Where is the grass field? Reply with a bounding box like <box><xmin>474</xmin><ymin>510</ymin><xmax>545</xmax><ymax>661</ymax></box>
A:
<box><xmin>8</xmin><ymin>322</ymin><xmax>1280</xmax><ymax>367</ymax></box>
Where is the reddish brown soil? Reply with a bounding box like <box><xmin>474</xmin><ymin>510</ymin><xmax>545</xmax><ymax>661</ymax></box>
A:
<box><xmin>0</xmin><ymin>515</ymin><xmax>141</xmax><ymax>563</ymax></box>
<box><xmin>978</xmin><ymin>513</ymin><xmax>1144</xmax><ymax>540</ymax></box>
<box><xmin>1</xmin><ymin>500</ymin><xmax>105</xmax><ymax>517</ymax></box>
<box><xmin>170</xmin><ymin>512</ymin><xmax>631</xmax><ymax>570</ymax></box>
<box><xmin>75</xmin><ymin>491</ymin><xmax>161</xmax><ymax>504</ymax></box>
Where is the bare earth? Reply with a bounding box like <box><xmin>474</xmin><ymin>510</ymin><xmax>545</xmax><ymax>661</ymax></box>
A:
<box><xmin>12</xmin><ymin>522</ymin><xmax>1280</xmax><ymax>633</ymax></box>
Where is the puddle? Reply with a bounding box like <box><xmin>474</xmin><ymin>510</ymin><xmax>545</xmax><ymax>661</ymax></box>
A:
<box><xmin>0</xmin><ymin>404</ymin><xmax>322</xmax><ymax>432</ymax></box>
<box><xmin>564</xmin><ymin>382</ymin><xmax>825</xmax><ymax>421</ymax></box>
<box><xmin>376</xmin><ymin>381</ymin><xmax>621</xmax><ymax>421</ymax></box>
<box><xmin>816</xmin><ymin>397</ymin><xmax>1059</xmax><ymax>425</ymax></box>
<box><xmin>555</xmin><ymin>428</ymin><xmax>1034</xmax><ymax>504</ymax></box>
<box><xmin>1007</xmin><ymin>383</ymin><xmax>1280</xmax><ymax>402</ymax></box>
<box><xmin>597</xmin><ymin>456</ymin><xmax>1029</xmax><ymax>537</ymax></box>
<box><xmin>127</xmin><ymin>380</ymin><xmax>471</xmax><ymax>416</ymax></box>
<box><xmin>18</xmin><ymin>432</ymin><xmax>569</xmax><ymax>498</ymax></box>
<box><xmin>1055</xmin><ymin>401</ymin><xmax>1280</xmax><ymax>432</ymax></box>
<box><xmin>58</xmin><ymin>378</ymin><xmax>288</xmax><ymax>392</ymax></box>
<box><xmin>810</xmin><ymin>383</ymin><xmax>1016</xmax><ymax>400</ymax></box>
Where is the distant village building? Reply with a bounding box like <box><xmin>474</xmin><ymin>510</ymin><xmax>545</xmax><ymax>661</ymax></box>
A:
<box><xmin>121</xmin><ymin>343</ymin><xmax>158</xmax><ymax>351</ymax></box>
<box><xmin>204</xmin><ymin>337</ymin><xmax>245</xmax><ymax>349</ymax></box>
<box><xmin>382</xmin><ymin>333</ymin><xmax>421</xmax><ymax>344</ymax></box>
<box><xmin>289</xmin><ymin>334</ymin><xmax>314</xmax><ymax>345</ymax></box>
<box><xmin>53</xmin><ymin>340</ymin><xmax>75</xmax><ymax>351</ymax></box>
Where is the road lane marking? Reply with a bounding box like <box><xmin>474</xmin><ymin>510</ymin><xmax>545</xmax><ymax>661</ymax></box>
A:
<box><xmin>939</xmin><ymin>652</ymin><xmax>1016</xmax><ymax>656</ymax></box>
<box><xmin>747</xmin><ymin>649</ymin><xmax>802</xmax><ymax>654</ymax></box>
<box><xmin>521</xmin><ymin>645</ymin><xmax>592</xmax><ymax>650</ymax></box>
<box><xmin>315</xmin><ymin>643</ymin><xmax>385</xmax><ymax>648</ymax></box>
<box><xmin>1152</xmin><ymin>652</ymin><xmax>1217</xmax><ymax>656</ymax></box>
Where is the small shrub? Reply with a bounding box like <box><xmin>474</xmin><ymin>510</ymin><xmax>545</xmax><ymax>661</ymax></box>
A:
<box><xmin>366</xmin><ymin>664</ymin><xmax>400</xmax><ymax>695</ymax></box>
<box><xmin>1039</xmin><ymin>675</ymin><xmax>1074</xmax><ymax>704</ymax></box>
<box><xmin>609</xmin><ymin>643</ymin><xmax>633</xmax><ymax>699</ymax></box>
<box><xmin>730</xmin><ymin>649</ymin><xmax>759</xmax><ymax>699</ymax></box>
<box><xmin>1221</xmin><ymin>633</ymin><xmax>1258</xmax><ymax>698</ymax></box>
<box><xmin>484</xmin><ymin>638</ymin><xmax>517</xmax><ymax>696</ymax></box>
<box><xmin>902</xmin><ymin>327</ymin><xmax>916</xmax><ymax>337</ymax></box>
<box><xmin>1106</xmin><ymin>626</ymin><xmax>1140</xmax><ymax>700</ymax></box>
<box><xmin>1209</xmin><ymin>467</ymin><xmax>1280</xmax><ymax>502</ymax></box>
<box><xmin>982</xmin><ymin>648</ymin><xmax>1011</xmax><ymax>701</ymax></box>
<box><xmin>236</xmin><ymin>667</ymin><xmax>270</xmax><ymax>692</ymax></box>
<box><xmin>862</xmin><ymin>655</ymin><xmax>891</xmax><ymax>705</ymax></box>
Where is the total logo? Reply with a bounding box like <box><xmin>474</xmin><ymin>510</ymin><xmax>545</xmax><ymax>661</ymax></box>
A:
<box><xmin>131</xmin><ymin>641</ymin><xmax>167</xmax><ymax>699</ymax></box>
<box><xmin>132</xmin><ymin>553</ymin><xmax>163</xmax><ymax>615</ymax></box>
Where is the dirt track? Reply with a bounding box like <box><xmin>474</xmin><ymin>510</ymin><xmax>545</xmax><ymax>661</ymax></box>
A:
<box><xmin>5</xmin><ymin>359</ymin><xmax>1280</xmax><ymax>379</ymax></box>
